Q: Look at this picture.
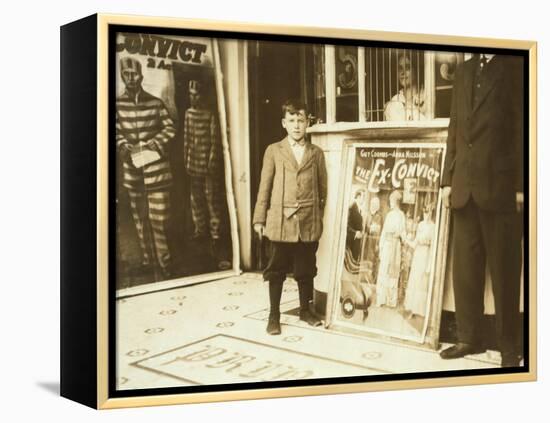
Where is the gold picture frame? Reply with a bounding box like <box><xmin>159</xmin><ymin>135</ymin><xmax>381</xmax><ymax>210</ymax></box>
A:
<box><xmin>60</xmin><ymin>13</ymin><xmax>537</xmax><ymax>409</ymax></box>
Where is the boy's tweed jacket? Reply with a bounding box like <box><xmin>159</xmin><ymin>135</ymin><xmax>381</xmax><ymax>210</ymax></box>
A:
<box><xmin>253</xmin><ymin>138</ymin><xmax>327</xmax><ymax>242</ymax></box>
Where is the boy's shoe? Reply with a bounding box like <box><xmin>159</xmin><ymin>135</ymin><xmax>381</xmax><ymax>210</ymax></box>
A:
<box><xmin>299</xmin><ymin>310</ymin><xmax>322</xmax><ymax>327</ymax></box>
<box><xmin>266</xmin><ymin>315</ymin><xmax>281</xmax><ymax>335</ymax></box>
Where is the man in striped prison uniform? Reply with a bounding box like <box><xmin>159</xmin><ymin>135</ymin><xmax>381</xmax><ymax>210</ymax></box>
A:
<box><xmin>116</xmin><ymin>57</ymin><xmax>176</xmax><ymax>277</ymax></box>
<box><xmin>183</xmin><ymin>80</ymin><xmax>223</xmax><ymax>247</ymax></box>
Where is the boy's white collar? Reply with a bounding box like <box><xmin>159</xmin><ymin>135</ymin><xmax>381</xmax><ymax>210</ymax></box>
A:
<box><xmin>287</xmin><ymin>137</ymin><xmax>306</xmax><ymax>147</ymax></box>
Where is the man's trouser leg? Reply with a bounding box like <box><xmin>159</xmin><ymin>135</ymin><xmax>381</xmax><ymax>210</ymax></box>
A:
<box><xmin>205</xmin><ymin>175</ymin><xmax>222</xmax><ymax>240</ymax></box>
<box><xmin>452</xmin><ymin>199</ymin><xmax>486</xmax><ymax>347</ymax></box>
<box><xmin>128</xmin><ymin>189</ymin><xmax>151</xmax><ymax>265</ymax></box>
<box><xmin>478</xmin><ymin>206</ymin><xmax>522</xmax><ymax>356</ymax></box>
<box><xmin>190</xmin><ymin>176</ymin><xmax>209</xmax><ymax>237</ymax></box>
<box><xmin>146</xmin><ymin>190</ymin><xmax>171</xmax><ymax>272</ymax></box>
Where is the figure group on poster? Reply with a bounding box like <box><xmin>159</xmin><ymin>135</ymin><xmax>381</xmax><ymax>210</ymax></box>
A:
<box><xmin>339</xmin><ymin>146</ymin><xmax>442</xmax><ymax>340</ymax></box>
<box><xmin>115</xmin><ymin>42</ymin><xmax>232</xmax><ymax>289</ymax></box>
<box><xmin>346</xmin><ymin>193</ymin><xmax>435</xmax><ymax>315</ymax></box>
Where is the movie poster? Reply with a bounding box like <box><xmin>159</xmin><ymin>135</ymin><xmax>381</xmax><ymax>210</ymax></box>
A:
<box><xmin>330</xmin><ymin>142</ymin><xmax>445</xmax><ymax>343</ymax></box>
<box><xmin>114</xmin><ymin>32</ymin><xmax>238</xmax><ymax>294</ymax></box>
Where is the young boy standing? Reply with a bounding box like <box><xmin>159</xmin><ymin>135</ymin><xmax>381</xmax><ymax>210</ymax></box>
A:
<box><xmin>253</xmin><ymin>99</ymin><xmax>327</xmax><ymax>335</ymax></box>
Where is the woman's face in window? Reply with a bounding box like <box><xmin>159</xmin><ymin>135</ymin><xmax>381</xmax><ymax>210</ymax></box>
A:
<box><xmin>398</xmin><ymin>56</ymin><xmax>413</xmax><ymax>88</ymax></box>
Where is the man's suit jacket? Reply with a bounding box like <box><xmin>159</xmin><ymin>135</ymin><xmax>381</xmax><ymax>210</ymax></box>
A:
<box><xmin>347</xmin><ymin>202</ymin><xmax>364</xmax><ymax>260</ymax></box>
<box><xmin>347</xmin><ymin>202</ymin><xmax>364</xmax><ymax>238</ymax></box>
<box><xmin>253</xmin><ymin>137</ymin><xmax>327</xmax><ymax>242</ymax></box>
<box><xmin>441</xmin><ymin>54</ymin><xmax>524</xmax><ymax>212</ymax></box>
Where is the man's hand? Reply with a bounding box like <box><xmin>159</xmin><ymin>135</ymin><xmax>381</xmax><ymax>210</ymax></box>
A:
<box><xmin>354</xmin><ymin>231</ymin><xmax>363</xmax><ymax>240</ymax></box>
<box><xmin>516</xmin><ymin>192</ymin><xmax>524</xmax><ymax>213</ymax></box>
<box><xmin>253</xmin><ymin>223</ymin><xmax>265</xmax><ymax>238</ymax></box>
<box><xmin>145</xmin><ymin>140</ymin><xmax>160</xmax><ymax>154</ymax></box>
<box><xmin>442</xmin><ymin>186</ymin><xmax>452</xmax><ymax>208</ymax></box>
<box><xmin>119</xmin><ymin>143</ymin><xmax>133</xmax><ymax>161</ymax></box>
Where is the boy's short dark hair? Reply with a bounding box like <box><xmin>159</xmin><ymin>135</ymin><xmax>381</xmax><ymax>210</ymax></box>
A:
<box><xmin>281</xmin><ymin>98</ymin><xmax>308</xmax><ymax>118</ymax></box>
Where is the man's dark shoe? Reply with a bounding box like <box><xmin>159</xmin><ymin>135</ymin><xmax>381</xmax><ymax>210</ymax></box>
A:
<box><xmin>501</xmin><ymin>353</ymin><xmax>522</xmax><ymax>368</ymax></box>
<box><xmin>440</xmin><ymin>343</ymin><xmax>486</xmax><ymax>360</ymax></box>
<box><xmin>266</xmin><ymin>315</ymin><xmax>281</xmax><ymax>335</ymax></box>
<box><xmin>161</xmin><ymin>267</ymin><xmax>172</xmax><ymax>279</ymax></box>
<box><xmin>299</xmin><ymin>310</ymin><xmax>323</xmax><ymax>327</ymax></box>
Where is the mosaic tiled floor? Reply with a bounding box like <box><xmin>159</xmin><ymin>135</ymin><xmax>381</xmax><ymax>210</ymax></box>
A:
<box><xmin>116</xmin><ymin>273</ymin><xmax>501</xmax><ymax>390</ymax></box>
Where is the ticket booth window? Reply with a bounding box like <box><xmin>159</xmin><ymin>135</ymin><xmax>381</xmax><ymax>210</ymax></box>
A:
<box><xmin>364</xmin><ymin>48</ymin><xmax>426</xmax><ymax>122</ymax></box>
<box><xmin>335</xmin><ymin>46</ymin><xmax>359</xmax><ymax>122</ymax></box>
<box><xmin>313</xmin><ymin>46</ymin><xmax>463</xmax><ymax>125</ymax></box>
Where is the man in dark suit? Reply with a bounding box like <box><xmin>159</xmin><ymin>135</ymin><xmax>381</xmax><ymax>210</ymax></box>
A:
<box><xmin>347</xmin><ymin>189</ymin><xmax>366</xmax><ymax>263</ymax></box>
<box><xmin>439</xmin><ymin>53</ymin><xmax>524</xmax><ymax>367</ymax></box>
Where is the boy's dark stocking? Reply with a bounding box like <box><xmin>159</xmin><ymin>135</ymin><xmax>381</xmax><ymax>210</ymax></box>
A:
<box><xmin>297</xmin><ymin>278</ymin><xmax>322</xmax><ymax>326</ymax></box>
<box><xmin>266</xmin><ymin>279</ymin><xmax>283</xmax><ymax>335</ymax></box>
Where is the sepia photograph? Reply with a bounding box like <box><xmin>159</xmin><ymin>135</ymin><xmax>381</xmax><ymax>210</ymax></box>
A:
<box><xmin>110</xmin><ymin>24</ymin><xmax>529</xmax><ymax>396</ymax></box>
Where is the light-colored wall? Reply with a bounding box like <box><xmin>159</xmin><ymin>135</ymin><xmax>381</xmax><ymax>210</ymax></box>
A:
<box><xmin>219</xmin><ymin>40</ymin><xmax>253</xmax><ymax>269</ymax></box>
